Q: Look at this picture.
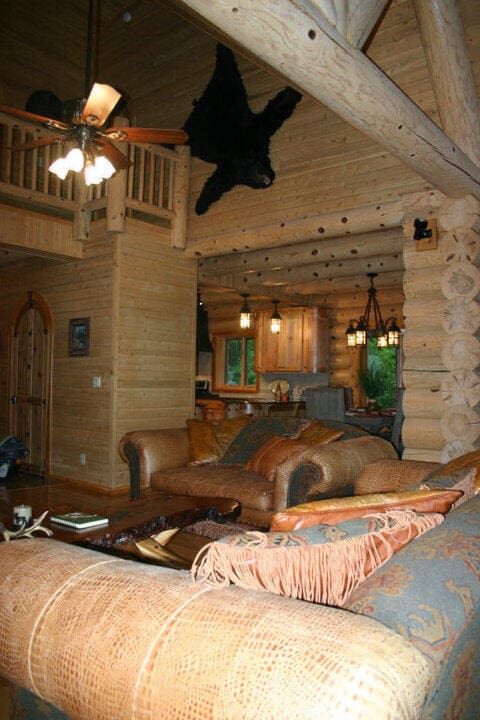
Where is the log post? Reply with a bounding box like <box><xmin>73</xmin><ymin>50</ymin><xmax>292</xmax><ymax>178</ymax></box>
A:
<box><xmin>106</xmin><ymin>117</ymin><xmax>128</xmax><ymax>233</ymax></box>
<box><xmin>73</xmin><ymin>175</ymin><xmax>90</xmax><ymax>241</ymax></box>
<box><xmin>171</xmin><ymin>145</ymin><xmax>191</xmax><ymax>249</ymax></box>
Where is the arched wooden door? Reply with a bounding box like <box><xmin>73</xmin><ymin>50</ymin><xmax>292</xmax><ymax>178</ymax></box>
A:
<box><xmin>9</xmin><ymin>291</ymin><xmax>53</xmax><ymax>477</ymax></box>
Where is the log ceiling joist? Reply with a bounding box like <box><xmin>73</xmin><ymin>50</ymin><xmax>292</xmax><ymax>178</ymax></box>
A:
<box><xmin>169</xmin><ymin>0</ymin><xmax>480</xmax><ymax>203</ymax></box>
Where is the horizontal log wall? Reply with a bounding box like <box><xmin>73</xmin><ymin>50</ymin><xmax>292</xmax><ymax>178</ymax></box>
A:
<box><xmin>401</xmin><ymin>193</ymin><xmax>480</xmax><ymax>462</ymax></box>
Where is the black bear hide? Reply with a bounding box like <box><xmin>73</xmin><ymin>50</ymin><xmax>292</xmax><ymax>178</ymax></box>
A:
<box><xmin>183</xmin><ymin>44</ymin><xmax>302</xmax><ymax>215</ymax></box>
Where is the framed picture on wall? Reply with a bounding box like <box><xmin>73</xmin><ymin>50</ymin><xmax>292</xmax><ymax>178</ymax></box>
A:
<box><xmin>68</xmin><ymin>317</ymin><xmax>90</xmax><ymax>357</ymax></box>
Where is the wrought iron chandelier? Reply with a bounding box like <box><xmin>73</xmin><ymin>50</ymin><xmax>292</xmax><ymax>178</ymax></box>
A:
<box><xmin>345</xmin><ymin>273</ymin><xmax>400</xmax><ymax>349</ymax></box>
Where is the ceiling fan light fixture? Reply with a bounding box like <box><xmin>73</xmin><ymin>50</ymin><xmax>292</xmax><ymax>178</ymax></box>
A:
<box><xmin>65</xmin><ymin>147</ymin><xmax>84</xmax><ymax>172</ymax></box>
<box><xmin>94</xmin><ymin>155</ymin><xmax>116</xmax><ymax>179</ymax></box>
<box><xmin>48</xmin><ymin>156</ymin><xmax>69</xmax><ymax>180</ymax></box>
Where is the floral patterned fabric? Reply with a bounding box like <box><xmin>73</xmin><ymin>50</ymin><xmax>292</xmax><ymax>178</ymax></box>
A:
<box><xmin>344</xmin><ymin>494</ymin><xmax>480</xmax><ymax>720</ymax></box>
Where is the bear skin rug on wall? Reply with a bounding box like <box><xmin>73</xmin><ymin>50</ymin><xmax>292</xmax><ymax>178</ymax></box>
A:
<box><xmin>183</xmin><ymin>43</ymin><xmax>302</xmax><ymax>215</ymax></box>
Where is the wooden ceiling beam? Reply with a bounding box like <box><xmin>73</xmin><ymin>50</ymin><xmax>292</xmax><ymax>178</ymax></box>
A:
<box><xmin>210</xmin><ymin>251</ymin><xmax>403</xmax><ymax>291</ymax></box>
<box><xmin>186</xmin><ymin>198</ymin><xmax>406</xmax><ymax>257</ymax></box>
<box><xmin>293</xmin><ymin>1</ymin><xmax>391</xmax><ymax>49</ymax></box>
<box><xmin>169</xmin><ymin>0</ymin><xmax>480</xmax><ymax>201</ymax></box>
<box><xmin>413</xmin><ymin>0</ymin><xmax>480</xmax><ymax>166</ymax></box>
<box><xmin>199</xmin><ymin>227</ymin><xmax>403</xmax><ymax>276</ymax></box>
<box><xmin>285</xmin><ymin>269</ymin><xmax>404</xmax><ymax>296</ymax></box>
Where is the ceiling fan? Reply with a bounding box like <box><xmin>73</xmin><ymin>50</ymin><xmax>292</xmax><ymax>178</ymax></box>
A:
<box><xmin>0</xmin><ymin>2</ymin><xmax>188</xmax><ymax>185</ymax></box>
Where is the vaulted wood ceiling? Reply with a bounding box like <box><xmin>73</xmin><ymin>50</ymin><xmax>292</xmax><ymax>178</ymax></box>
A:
<box><xmin>1</xmin><ymin>0</ymin><xmax>479</xmax><ymax>309</ymax></box>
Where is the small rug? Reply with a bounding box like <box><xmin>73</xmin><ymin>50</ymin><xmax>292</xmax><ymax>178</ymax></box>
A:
<box><xmin>183</xmin><ymin>520</ymin><xmax>263</xmax><ymax>540</ymax></box>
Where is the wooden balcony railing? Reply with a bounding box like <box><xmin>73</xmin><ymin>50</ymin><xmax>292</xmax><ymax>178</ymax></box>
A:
<box><xmin>0</xmin><ymin>112</ymin><xmax>190</xmax><ymax>247</ymax></box>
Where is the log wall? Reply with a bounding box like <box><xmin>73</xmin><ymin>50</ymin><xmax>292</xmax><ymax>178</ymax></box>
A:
<box><xmin>401</xmin><ymin>192</ymin><xmax>480</xmax><ymax>462</ymax></box>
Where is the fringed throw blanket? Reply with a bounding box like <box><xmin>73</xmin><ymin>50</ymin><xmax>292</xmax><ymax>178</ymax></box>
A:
<box><xmin>192</xmin><ymin>510</ymin><xmax>444</xmax><ymax>607</ymax></box>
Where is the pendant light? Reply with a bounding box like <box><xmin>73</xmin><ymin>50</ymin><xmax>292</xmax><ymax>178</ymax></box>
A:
<box><xmin>345</xmin><ymin>273</ymin><xmax>400</xmax><ymax>349</ymax></box>
<box><xmin>239</xmin><ymin>293</ymin><xmax>252</xmax><ymax>329</ymax></box>
<box><xmin>270</xmin><ymin>299</ymin><xmax>282</xmax><ymax>334</ymax></box>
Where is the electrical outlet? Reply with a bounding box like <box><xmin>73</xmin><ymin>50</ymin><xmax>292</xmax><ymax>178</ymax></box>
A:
<box><xmin>92</xmin><ymin>376</ymin><xmax>102</xmax><ymax>388</ymax></box>
<box><xmin>80</xmin><ymin>453</ymin><xmax>87</xmax><ymax>466</ymax></box>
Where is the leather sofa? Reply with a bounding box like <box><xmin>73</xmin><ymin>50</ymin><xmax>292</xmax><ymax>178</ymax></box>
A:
<box><xmin>0</xmin><ymin>477</ymin><xmax>479</xmax><ymax>719</ymax></box>
<box><xmin>119</xmin><ymin>417</ymin><xmax>398</xmax><ymax>525</ymax></box>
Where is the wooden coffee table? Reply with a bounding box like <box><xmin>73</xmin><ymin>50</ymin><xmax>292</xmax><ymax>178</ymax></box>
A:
<box><xmin>47</xmin><ymin>495</ymin><xmax>240</xmax><ymax>549</ymax></box>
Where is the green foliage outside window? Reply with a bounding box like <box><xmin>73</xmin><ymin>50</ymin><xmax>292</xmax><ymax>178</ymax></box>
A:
<box><xmin>359</xmin><ymin>338</ymin><xmax>397</xmax><ymax>409</ymax></box>
<box><xmin>225</xmin><ymin>337</ymin><xmax>256</xmax><ymax>387</ymax></box>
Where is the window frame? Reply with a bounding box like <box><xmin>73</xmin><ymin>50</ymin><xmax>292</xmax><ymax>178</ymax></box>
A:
<box><xmin>212</xmin><ymin>331</ymin><xmax>258</xmax><ymax>394</ymax></box>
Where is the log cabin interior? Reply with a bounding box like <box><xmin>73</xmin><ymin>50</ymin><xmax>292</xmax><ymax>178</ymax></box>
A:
<box><xmin>0</xmin><ymin>0</ymin><xmax>479</xmax><ymax>492</ymax></box>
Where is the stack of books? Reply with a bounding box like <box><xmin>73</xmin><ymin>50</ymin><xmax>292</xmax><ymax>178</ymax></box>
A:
<box><xmin>50</xmin><ymin>512</ymin><xmax>109</xmax><ymax>530</ymax></box>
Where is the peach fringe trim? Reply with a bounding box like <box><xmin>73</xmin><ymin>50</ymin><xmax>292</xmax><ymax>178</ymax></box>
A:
<box><xmin>191</xmin><ymin>510</ymin><xmax>443</xmax><ymax>607</ymax></box>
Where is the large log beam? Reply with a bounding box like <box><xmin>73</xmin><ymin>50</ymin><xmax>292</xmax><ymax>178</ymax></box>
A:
<box><xmin>186</xmin><ymin>199</ymin><xmax>406</xmax><ymax>257</ymax></box>
<box><xmin>207</xmin><ymin>252</ymin><xmax>403</xmax><ymax>290</ymax></box>
<box><xmin>199</xmin><ymin>227</ymin><xmax>403</xmax><ymax>276</ymax></box>
<box><xmin>169</xmin><ymin>0</ymin><xmax>480</xmax><ymax>200</ymax></box>
<box><xmin>297</xmin><ymin>0</ymin><xmax>391</xmax><ymax>49</ymax></box>
<box><xmin>413</xmin><ymin>0</ymin><xmax>480</xmax><ymax>167</ymax></box>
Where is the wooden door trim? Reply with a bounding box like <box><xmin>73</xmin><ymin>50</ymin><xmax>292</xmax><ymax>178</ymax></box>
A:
<box><xmin>9</xmin><ymin>291</ymin><xmax>54</xmax><ymax>477</ymax></box>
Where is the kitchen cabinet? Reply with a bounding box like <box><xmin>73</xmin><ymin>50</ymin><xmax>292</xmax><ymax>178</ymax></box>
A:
<box><xmin>255</xmin><ymin>306</ymin><xmax>328</xmax><ymax>373</ymax></box>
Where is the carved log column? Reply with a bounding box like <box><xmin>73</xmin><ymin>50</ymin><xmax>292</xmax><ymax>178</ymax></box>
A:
<box><xmin>402</xmin><ymin>192</ymin><xmax>480</xmax><ymax>462</ymax></box>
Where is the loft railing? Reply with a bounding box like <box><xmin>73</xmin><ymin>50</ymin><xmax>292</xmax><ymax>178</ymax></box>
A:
<box><xmin>0</xmin><ymin>112</ymin><xmax>190</xmax><ymax>247</ymax></box>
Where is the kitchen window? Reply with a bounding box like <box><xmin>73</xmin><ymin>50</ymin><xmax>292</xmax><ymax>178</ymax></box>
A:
<box><xmin>213</xmin><ymin>334</ymin><xmax>257</xmax><ymax>391</ymax></box>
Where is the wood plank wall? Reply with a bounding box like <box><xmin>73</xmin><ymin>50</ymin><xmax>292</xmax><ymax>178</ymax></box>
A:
<box><xmin>113</xmin><ymin>221</ymin><xmax>197</xmax><ymax>488</ymax></box>
<box><xmin>0</xmin><ymin>220</ymin><xmax>116</xmax><ymax>489</ymax></box>
<box><xmin>0</xmin><ymin>214</ymin><xmax>197</xmax><ymax>490</ymax></box>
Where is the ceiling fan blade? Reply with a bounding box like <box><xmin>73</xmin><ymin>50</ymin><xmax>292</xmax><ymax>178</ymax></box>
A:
<box><xmin>82</xmin><ymin>83</ymin><xmax>121</xmax><ymax>127</ymax></box>
<box><xmin>10</xmin><ymin>137</ymin><xmax>63</xmax><ymax>151</ymax></box>
<box><xmin>0</xmin><ymin>103</ymin><xmax>69</xmax><ymax>131</ymax></box>
<box><xmin>97</xmin><ymin>139</ymin><xmax>131</xmax><ymax>171</ymax></box>
<box><xmin>105</xmin><ymin>127</ymin><xmax>189</xmax><ymax>145</ymax></box>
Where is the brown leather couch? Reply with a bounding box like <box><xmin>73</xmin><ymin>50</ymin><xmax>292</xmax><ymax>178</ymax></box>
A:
<box><xmin>119</xmin><ymin>420</ymin><xmax>397</xmax><ymax>526</ymax></box>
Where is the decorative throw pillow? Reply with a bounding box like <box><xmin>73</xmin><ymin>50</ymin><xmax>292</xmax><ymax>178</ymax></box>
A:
<box><xmin>220</xmin><ymin>417</ymin><xmax>311</xmax><ymax>464</ymax></box>
<box><xmin>213</xmin><ymin>415</ymin><xmax>251</xmax><ymax>454</ymax></box>
<box><xmin>187</xmin><ymin>419</ymin><xmax>221</xmax><ymax>465</ymax></box>
<box><xmin>296</xmin><ymin>420</ymin><xmax>345</xmax><ymax>446</ymax></box>
<box><xmin>270</xmin><ymin>488</ymin><xmax>462</xmax><ymax>531</ymax></box>
<box><xmin>244</xmin><ymin>436</ymin><xmax>309</xmax><ymax>481</ymax></box>
<box><xmin>187</xmin><ymin>416</ymin><xmax>253</xmax><ymax>465</ymax></box>
<box><xmin>419</xmin><ymin>466</ymin><xmax>478</xmax><ymax>509</ymax></box>
<box><xmin>192</xmin><ymin>510</ymin><xmax>444</xmax><ymax>607</ymax></box>
<box><xmin>426</xmin><ymin>449</ymin><xmax>480</xmax><ymax>493</ymax></box>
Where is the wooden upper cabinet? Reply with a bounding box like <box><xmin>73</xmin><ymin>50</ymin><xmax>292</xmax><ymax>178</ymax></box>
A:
<box><xmin>255</xmin><ymin>306</ymin><xmax>328</xmax><ymax>373</ymax></box>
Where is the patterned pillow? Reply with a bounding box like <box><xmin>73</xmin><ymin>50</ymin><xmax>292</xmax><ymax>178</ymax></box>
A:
<box><xmin>244</xmin><ymin>436</ymin><xmax>309</xmax><ymax>481</ymax></box>
<box><xmin>296</xmin><ymin>420</ymin><xmax>345</xmax><ymax>446</ymax></box>
<box><xmin>192</xmin><ymin>510</ymin><xmax>444</xmax><ymax>607</ymax></box>
<box><xmin>220</xmin><ymin>417</ymin><xmax>311</xmax><ymax>464</ymax></box>
<box><xmin>344</xmin><ymin>493</ymin><xmax>480</xmax><ymax>718</ymax></box>
<box><xmin>419</xmin><ymin>466</ymin><xmax>478</xmax><ymax>509</ymax></box>
<box><xmin>426</xmin><ymin>449</ymin><xmax>480</xmax><ymax>493</ymax></box>
<box><xmin>270</xmin><ymin>488</ymin><xmax>462</xmax><ymax>531</ymax></box>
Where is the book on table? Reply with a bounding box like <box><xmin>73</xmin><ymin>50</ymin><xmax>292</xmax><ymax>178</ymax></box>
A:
<box><xmin>50</xmin><ymin>512</ymin><xmax>109</xmax><ymax>529</ymax></box>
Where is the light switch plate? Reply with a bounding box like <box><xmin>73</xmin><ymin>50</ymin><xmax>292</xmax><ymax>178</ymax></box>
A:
<box><xmin>92</xmin><ymin>376</ymin><xmax>102</xmax><ymax>387</ymax></box>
